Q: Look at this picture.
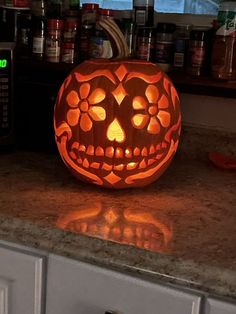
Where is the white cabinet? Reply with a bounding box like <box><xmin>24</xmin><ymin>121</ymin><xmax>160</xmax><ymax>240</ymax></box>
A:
<box><xmin>46</xmin><ymin>254</ymin><xmax>202</xmax><ymax>314</ymax></box>
<box><xmin>0</xmin><ymin>241</ymin><xmax>46</xmax><ymax>314</ymax></box>
<box><xmin>206</xmin><ymin>298</ymin><xmax>236</xmax><ymax>314</ymax></box>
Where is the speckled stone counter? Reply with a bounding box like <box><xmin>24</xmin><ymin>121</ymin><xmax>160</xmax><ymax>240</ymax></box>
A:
<box><xmin>0</xmin><ymin>127</ymin><xmax>236</xmax><ymax>302</ymax></box>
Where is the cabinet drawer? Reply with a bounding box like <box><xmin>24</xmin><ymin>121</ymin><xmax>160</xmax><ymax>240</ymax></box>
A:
<box><xmin>0</xmin><ymin>241</ymin><xmax>46</xmax><ymax>314</ymax></box>
<box><xmin>46</xmin><ymin>254</ymin><xmax>202</xmax><ymax>314</ymax></box>
<box><xmin>206</xmin><ymin>298</ymin><xmax>236</xmax><ymax>314</ymax></box>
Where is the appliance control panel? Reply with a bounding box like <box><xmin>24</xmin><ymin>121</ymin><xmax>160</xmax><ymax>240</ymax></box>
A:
<box><xmin>0</xmin><ymin>42</ymin><xmax>14</xmax><ymax>143</ymax></box>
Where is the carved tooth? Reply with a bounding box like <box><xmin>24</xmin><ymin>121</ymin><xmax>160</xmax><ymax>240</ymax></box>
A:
<box><xmin>133</xmin><ymin>147</ymin><xmax>140</xmax><ymax>156</ymax></box>
<box><xmin>143</xmin><ymin>241</ymin><xmax>150</xmax><ymax>250</ymax></box>
<box><xmin>69</xmin><ymin>151</ymin><xmax>77</xmax><ymax>160</ymax></box>
<box><xmin>162</xmin><ymin>142</ymin><xmax>168</xmax><ymax>149</ymax></box>
<box><xmin>82</xmin><ymin>158</ymin><xmax>90</xmax><ymax>168</ymax></box>
<box><xmin>105</xmin><ymin>146</ymin><xmax>114</xmax><ymax>158</ymax></box>
<box><xmin>91</xmin><ymin>162</ymin><xmax>100</xmax><ymax>169</ymax></box>
<box><xmin>139</xmin><ymin>158</ymin><xmax>147</xmax><ymax>169</ymax></box>
<box><xmin>102</xmin><ymin>162</ymin><xmax>113</xmax><ymax>171</ymax></box>
<box><xmin>79</xmin><ymin>144</ymin><xmax>86</xmax><ymax>152</ymax></box>
<box><xmin>156</xmin><ymin>144</ymin><xmax>161</xmax><ymax>151</ymax></box>
<box><xmin>126</xmin><ymin>162</ymin><xmax>138</xmax><ymax>170</ymax></box>
<box><xmin>156</xmin><ymin>153</ymin><xmax>163</xmax><ymax>160</ymax></box>
<box><xmin>114</xmin><ymin>164</ymin><xmax>124</xmax><ymax>171</ymax></box>
<box><xmin>125</xmin><ymin>148</ymin><xmax>132</xmax><ymax>158</ymax></box>
<box><xmin>141</xmin><ymin>147</ymin><xmax>148</xmax><ymax>157</ymax></box>
<box><xmin>89</xmin><ymin>224</ymin><xmax>98</xmax><ymax>233</ymax></box>
<box><xmin>115</xmin><ymin>147</ymin><xmax>123</xmax><ymax>158</ymax></box>
<box><xmin>148</xmin><ymin>158</ymin><xmax>156</xmax><ymax>166</ymax></box>
<box><xmin>112</xmin><ymin>227</ymin><xmax>122</xmax><ymax>238</ymax></box>
<box><xmin>77</xmin><ymin>157</ymin><xmax>83</xmax><ymax>164</ymax></box>
<box><xmin>149</xmin><ymin>144</ymin><xmax>155</xmax><ymax>155</ymax></box>
<box><xmin>136</xmin><ymin>226</ymin><xmax>143</xmax><ymax>238</ymax></box>
<box><xmin>95</xmin><ymin>146</ymin><xmax>104</xmax><ymax>156</ymax></box>
<box><xmin>123</xmin><ymin>227</ymin><xmax>134</xmax><ymax>239</ymax></box>
<box><xmin>72</xmin><ymin>142</ymin><xmax>79</xmax><ymax>150</ymax></box>
<box><xmin>86</xmin><ymin>145</ymin><xmax>94</xmax><ymax>156</ymax></box>
<box><xmin>80</xmin><ymin>222</ymin><xmax>88</xmax><ymax>232</ymax></box>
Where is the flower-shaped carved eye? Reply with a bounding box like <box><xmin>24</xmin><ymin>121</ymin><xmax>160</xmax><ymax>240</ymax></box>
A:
<box><xmin>66</xmin><ymin>83</ymin><xmax>106</xmax><ymax>132</ymax></box>
<box><xmin>131</xmin><ymin>85</ymin><xmax>171</xmax><ymax>135</ymax></box>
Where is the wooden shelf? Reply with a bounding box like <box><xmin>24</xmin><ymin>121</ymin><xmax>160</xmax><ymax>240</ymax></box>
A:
<box><xmin>15</xmin><ymin>59</ymin><xmax>236</xmax><ymax>99</ymax></box>
<box><xmin>168</xmin><ymin>71</ymin><xmax>236</xmax><ymax>98</ymax></box>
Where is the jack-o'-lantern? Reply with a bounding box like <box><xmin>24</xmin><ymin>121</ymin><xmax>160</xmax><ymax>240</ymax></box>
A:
<box><xmin>56</xmin><ymin>202</ymin><xmax>172</xmax><ymax>253</ymax></box>
<box><xmin>54</xmin><ymin>19</ymin><xmax>181</xmax><ymax>189</ymax></box>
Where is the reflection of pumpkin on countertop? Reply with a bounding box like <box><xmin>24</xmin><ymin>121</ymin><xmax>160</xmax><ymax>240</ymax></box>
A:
<box><xmin>54</xmin><ymin>19</ymin><xmax>181</xmax><ymax>188</ymax></box>
<box><xmin>56</xmin><ymin>202</ymin><xmax>173</xmax><ymax>253</ymax></box>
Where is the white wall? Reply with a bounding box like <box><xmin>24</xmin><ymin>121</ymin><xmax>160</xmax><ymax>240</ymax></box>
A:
<box><xmin>180</xmin><ymin>93</ymin><xmax>236</xmax><ymax>133</ymax></box>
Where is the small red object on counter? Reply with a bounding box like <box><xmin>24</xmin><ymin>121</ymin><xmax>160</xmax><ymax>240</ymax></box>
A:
<box><xmin>208</xmin><ymin>152</ymin><xmax>236</xmax><ymax>170</ymax></box>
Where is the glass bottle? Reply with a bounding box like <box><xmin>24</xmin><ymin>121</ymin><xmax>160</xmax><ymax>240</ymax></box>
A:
<box><xmin>90</xmin><ymin>8</ymin><xmax>114</xmax><ymax>59</ymax></box>
<box><xmin>45</xmin><ymin>19</ymin><xmax>64</xmax><ymax>63</ymax></box>
<box><xmin>79</xmin><ymin>3</ymin><xmax>99</xmax><ymax>61</ymax></box>
<box><xmin>133</xmin><ymin>0</ymin><xmax>154</xmax><ymax>27</ymax></box>
<box><xmin>155</xmin><ymin>22</ymin><xmax>176</xmax><ymax>72</ymax></box>
<box><xmin>211</xmin><ymin>0</ymin><xmax>236</xmax><ymax>80</ymax></box>
<box><xmin>187</xmin><ymin>27</ymin><xmax>211</xmax><ymax>77</ymax></box>
<box><xmin>173</xmin><ymin>24</ymin><xmax>192</xmax><ymax>71</ymax></box>
<box><xmin>31</xmin><ymin>0</ymin><xmax>46</xmax><ymax>61</ymax></box>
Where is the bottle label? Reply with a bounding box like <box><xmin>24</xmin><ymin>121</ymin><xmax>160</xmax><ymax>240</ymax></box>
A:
<box><xmin>155</xmin><ymin>41</ymin><xmax>173</xmax><ymax>64</ymax></box>
<box><xmin>135</xmin><ymin>9</ymin><xmax>146</xmax><ymax>26</ymax></box>
<box><xmin>45</xmin><ymin>39</ymin><xmax>61</xmax><ymax>62</ymax></box>
<box><xmin>90</xmin><ymin>37</ymin><xmax>112</xmax><ymax>58</ymax></box>
<box><xmin>190</xmin><ymin>47</ymin><xmax>205</xmax><ymax>66</ymax></box>
<box><xmin>216</xmin><ymin>10</ymin><xmax>236</xmax><ymax>36</ymax></box>
<box><xmin>32</xmin><ymin>37</ymin><xmax>44</xmax><ymax>54</ymax></box>
<box><xmin>174</xmin><ymin>52</ymin><xmax>185</xmax><ymax>68</ymax></box>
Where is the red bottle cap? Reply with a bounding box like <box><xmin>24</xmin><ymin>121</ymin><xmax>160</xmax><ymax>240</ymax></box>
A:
<box><xmin>82</xmin><ymin>3</ymin><xmax>99</xmax><ymax>11</ymax></box>
<box><xmin>99</xmin><ymin>8</ymin><xmax>114</xmax><ymax>17</ymax></box>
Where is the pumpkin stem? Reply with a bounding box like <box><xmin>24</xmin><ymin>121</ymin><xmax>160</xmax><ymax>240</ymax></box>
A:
<box><xmin>98</xmin><ymin>18</ymin><xmax>130</xmax><ymax>59</ymax></box>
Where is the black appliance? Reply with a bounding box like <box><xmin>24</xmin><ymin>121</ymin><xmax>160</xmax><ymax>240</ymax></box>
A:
<box><xmin>0</xmin><ymin>42</ymin><xmax>15</xmax><ymax>148</ymax></box>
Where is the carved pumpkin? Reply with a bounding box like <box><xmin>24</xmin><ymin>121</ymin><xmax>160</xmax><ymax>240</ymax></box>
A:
<box><xmin>56</xmin><ymin>202</ymin><xmax>172</xmax><ymax>252</ymax></box>
<box><xmin>54</xmin><ymin>20</ymin><xmax>181</xmax><ymax>189</ymax></box>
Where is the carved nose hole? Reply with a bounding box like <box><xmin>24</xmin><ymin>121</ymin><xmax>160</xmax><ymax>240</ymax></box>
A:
<box><xmin>107</xmin><ymin>118</ymin><xmax>125</xmax><ymax>143</ymax></box>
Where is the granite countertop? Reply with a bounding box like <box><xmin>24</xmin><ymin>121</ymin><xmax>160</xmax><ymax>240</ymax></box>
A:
<box><xmin>0</xmin><ymin>127</ymin><xmax>236</xmax><ymax>302</ymax></box>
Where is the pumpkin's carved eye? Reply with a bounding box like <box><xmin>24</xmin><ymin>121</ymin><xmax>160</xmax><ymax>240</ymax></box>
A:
<box><xmin>131</xmin><ymin>84</ymin><xmax>171</xmax><ymax>135</ymax></box>
<box><xmin>66</xmin><ymin>84</ymin><xmax>106</xmax><ymax>132</ymax></box>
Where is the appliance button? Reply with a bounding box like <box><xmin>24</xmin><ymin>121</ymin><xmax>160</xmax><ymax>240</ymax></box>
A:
<box><xmin>0</xmin><ymin>78</ymin><xmax>8</xmax><ymax>83</ymax></box>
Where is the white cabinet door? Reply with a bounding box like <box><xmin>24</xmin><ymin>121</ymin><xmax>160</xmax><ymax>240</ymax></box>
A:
<box><xmin>46</xmin><ymin>254</ymin><xmax>202</xmax><ymax>314</ymax></box>
<box><xmin>206</xmin><ymin>298</ymin><xmax>236</xmax><ymax>314</ymax></box>
<box><xmin>0</xmin><ymin>241</ymin><xmax>46</xmax><ymax>314</ymax></box>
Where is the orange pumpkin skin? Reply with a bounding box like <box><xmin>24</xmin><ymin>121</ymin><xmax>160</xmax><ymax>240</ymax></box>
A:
<box><xmin>54</xmin><ymin>59</ymin><xmax>181</xmax><ymax>189</ymax></box>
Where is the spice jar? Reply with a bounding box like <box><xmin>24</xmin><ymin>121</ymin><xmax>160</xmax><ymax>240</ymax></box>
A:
<box><xmin>211</xmin><ymin>0</ymin><xmax>236</xmax><ymax>80</ymax></box>
<box><xmin>31</xmin><ymin>0</ymin><xmax>46</xmax><ymax>61</ymax></box>
<box><xmin>136</xmin><ymin>27</ymin><xmax>155</xmax><ymax>61</ymax></box>
<box><xmin>79</xmin><ymin>3</ymin><xmax>99</xmax><ymax>61</ymax></box>
<box><xmin>173</xmin><ymin>24</ymin><xmax>192</xmax><ymax>70</ymax></box>
<box><xmin>45</xmin><ymin>19</ymin><xmax>64</xmax><ymax>63</ymax></box>
<box><xmin>187</xmin><ymin>27</ymin><xmax>211</xmax><ymax>76</ymax></box>
<box><xmin>90</xmin><ymin>8</ymin><xmax>113</xmax><ymax>59</ymax></box>
<box><xmin>155</xmin><ymin>23</ymin><xmax>176</xmax><ymax>72</ymax></box>
<box><xmin>133</xmin><ymin>0</ymin><xmax>154</xmax><ymax>27</ymax></box>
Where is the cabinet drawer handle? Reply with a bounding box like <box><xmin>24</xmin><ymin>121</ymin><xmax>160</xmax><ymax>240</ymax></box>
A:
<box><xmin>105</xmin><ymin>311</ymin><xmax>120</xmax><ymax>314</ymax></box>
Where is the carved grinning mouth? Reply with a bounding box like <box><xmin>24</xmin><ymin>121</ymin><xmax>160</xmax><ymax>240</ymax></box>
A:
<box><xmin>68</xmin><ymin>141</ymin><xmax>169</xmax><ymax>172</ymax></box>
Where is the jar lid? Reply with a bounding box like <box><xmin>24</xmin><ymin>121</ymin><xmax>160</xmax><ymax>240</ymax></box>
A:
<box><xmin>48</xmin><ymin>19</ymin><xmax>64</xmax><ymax>29</ymax></box>
<box><xmin>82</xmin><ymin>3</ymin><xmax>99</xmax><ymax>10</ymax></box>
<box><xmin>190</xmin><ymin>27</ymin><xmax>210</xmax><ymax>40</ymax></box>
<box><xmin>156</xmin><ymin>23</ymin><xmax>176</xmax><ymax>33</ymax></box>
<box><xmin>99</xmin><ymin>8</ymin><xmax>114</xmax><ymax>16</ymax></box>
